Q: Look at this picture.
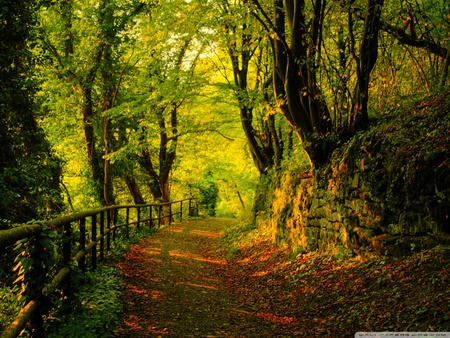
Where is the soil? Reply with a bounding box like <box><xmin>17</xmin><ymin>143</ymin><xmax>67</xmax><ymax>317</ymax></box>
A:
<box><xmin>114</xmin><ymin>218</ymin><xmax>450</xmax><ymax>337</ymax></box>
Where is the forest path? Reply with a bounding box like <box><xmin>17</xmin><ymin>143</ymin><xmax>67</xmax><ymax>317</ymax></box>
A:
<box><xmin>114</xmin><ymin>218</ymin><xmax>291</xmax><ymax>337</ymax></box>
<box><xmin>113</xmin><ymin>218</ymin><xmax>450</xmax><ymax>337</ymax></box>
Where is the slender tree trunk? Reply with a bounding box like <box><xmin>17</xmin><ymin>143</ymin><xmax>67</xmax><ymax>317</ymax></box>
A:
<box><xmin>125</xmin><ymin>176</ymin><xmax>146</xmax><ymax>204</ymax></box>
<box><xmin>101</xmin><ymin>55</ymin><xmax>116</xmax><ymax>205</ymax></box>
<box><xmin>102</xmin><ymin>116</ymin><xmax>115</xmax><ymax>206</ymax></box>
<box><xmin>223</xmin><ymin>8</ymin><xmax>280</xmax><ymax>174</ymax></box>
<box><xmin>440</xmin><ymin>47</ymin><xmax>450</xmax><ymax>88</ymax></box>
<box><xmin>349</xmin><ymin>0</ymin><xmax>384</xmax><ymax>130</ymax></box>
<box><xmin>139</xmin><ymin>149</ymin><xmax>163</xmax><ymax>201</ymax></box>
<box><xmin>81</xmin><ymin>84</ymin><xmax>106</xmax><ymax>205</ymax></box>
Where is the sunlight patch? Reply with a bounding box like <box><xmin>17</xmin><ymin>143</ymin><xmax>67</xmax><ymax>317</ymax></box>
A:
<box><xmin>234</xmin><ymin>309</ymin><xmax>297</xmax><ymax>324</ymax></box>
<box><xmin>176</xmin><ymin>281</ymin><xmax>217</xmax><ymax>290</ymax></box>
<box><xmin>169</xmin><ymin>249</ymin><xmax>227</xmax><ymax>264</ymax></box>
<box><xmin>250</xmin><ymin>270</ymin><xmax>269</xmax><ymax>277</ymax></box>
<box><xmin>189</xmin><ymin>229</ymin><xmax>222</xmax><ymax>238</ymax></box>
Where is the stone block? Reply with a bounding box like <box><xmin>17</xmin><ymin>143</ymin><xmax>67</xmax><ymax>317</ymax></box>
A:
<box><xmin>333</xmin><ymin>222</ymin><xmax>342</xmax><ymax>231</ymax></box>
<box><xmin>387</xmin><ymin>223</ymin><xmax>401</xmax><ymax>235</ymax></box>
<box><xmin>339</xmin><ymin>227</ymin><xmax>349</xmax><ymax>248</ymax></box>
<box><xmin>312</xmin><ymin>206</ymin><xmax>326</xmax><ymax>219</ymax></box>
<box><xmin>397</xmin><ymin>211</ymin><xmax>428</xmax><ymax>235</ymax></box>
<box><xmin>351</xmin><ymin>172</ymin><xmax>360</xmax><ymax>188</ymax></box>
<box><xmin>306</xmin><ymin>226</ymin><xmax>319</xmax><ymax>250</ymax></box>
<box><xmin>308</xmin><ymin>218</ymin><xmax>321</xmax><ymax>228</ymax></box>
<box><xmin>423</xmin><ymin>215</ymin><xmax>439</xmax><ymax>235</ymax></box>
<box><xmin>330</xmin><ymin>212</ymin><xmax>342</xmax><ymax>222</ymax></box>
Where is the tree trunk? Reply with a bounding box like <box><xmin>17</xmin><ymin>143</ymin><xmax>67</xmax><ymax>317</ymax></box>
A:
<box><xmin>102</xmin><ymin>115</ymin><xmax>115</xmax><ymax>206</ymax></box>
<box><xmin>223</xmin><ymin>7</ymin><xmax>281</xmax><ymax>174</ymax></box>
<box><xmin>349</xmin><ymin>0</ymin><xmax>384</xmax><ymax>130</ymax></box>
<box><xmin>139</xmin><ymin>149</ymin><xmax>163</xmax><ymax>201</ymax></box>
<box><xmin>81</xmin><ymin>84</ymin><xmax>106</xmax><ymax>205</ymax></box>
<box><xmin>125</xmin><ymin>176</ymin><xmax>146</xmax><ymax>204</ymax></box>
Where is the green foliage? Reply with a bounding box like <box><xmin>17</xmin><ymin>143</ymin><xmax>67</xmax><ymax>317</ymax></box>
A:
<box><xmin>194</xmin><ymin>172</ymin><xmax>220</xmax><ymax>216</ymax></box>
<box><xmin>44</xmin><ymin>266</ymin><xmax>122</xmax><ymax>338</ymax></box>
<box><xmin>253</xmin><ymin>145</ymin><xmax>311</xmax><ymax>218</ymax></box>
<box><xmin>0</xmin><ymin>286</ymin><xmax>22</xmax><ymax>332</ymax></box>
<box><xmin>226</xmin><ymin>245</ymin><xmax>240</xmax><ymax>261</ymax></box>
<box><xmin>221</xmin><ymin>217</ymin><xmax>256</xmax><ymax>247</ymax></box>
<box><xmin>43</xmin><ymin>224</ymin><xmax>157</xmax><ymax>336</ymax></box>
<box><xmin>0</xmin><ymin>0</ymin><xmax>63</xmax><ymax>225</ymax></box>
<box><xmin>12</xmin><ymin>224</ymin><xmax>59</xmax><ymax>303</ymax></box>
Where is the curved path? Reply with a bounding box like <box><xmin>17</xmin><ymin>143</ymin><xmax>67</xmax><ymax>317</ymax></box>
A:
<box><xmin>113</xmin><ymin>218</ymin><xmax>450</xmax><ymax>336</ymax></box>
<box><xmin>114</xmin><ymin>218</ymin><xmax>285</xmax><ymax>337</ymax></box>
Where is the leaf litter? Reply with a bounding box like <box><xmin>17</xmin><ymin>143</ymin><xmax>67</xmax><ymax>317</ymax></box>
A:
<box><xmin>114</xmin><ymin>218</ymin><xmax>450</xmax><ymax>337</ymax></box>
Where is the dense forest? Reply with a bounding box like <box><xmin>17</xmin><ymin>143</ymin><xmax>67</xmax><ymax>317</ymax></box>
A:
<box><xmin>1</xmin><ymin>0</ymin><xmax>449</xmax><ymax>335</ymax></box>
<box><xmin>1</xmin><ymin>0</ymin><xmax>448</xmax><ymax>227</ymax></box>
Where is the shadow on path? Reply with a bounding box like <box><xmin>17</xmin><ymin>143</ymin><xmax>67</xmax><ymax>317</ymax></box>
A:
<box><xmin>114</xmin><ymin>218</ymin><xmax>274</xmax><ymax>337</ymax></box>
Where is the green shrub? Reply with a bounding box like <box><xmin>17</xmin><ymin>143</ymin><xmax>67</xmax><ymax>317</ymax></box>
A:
<box><xmin>44</xmin><ymin>225</ymin><xmax>158</xmax><ymax>337</ymax></box>
<box><xmin>0</xmin><ymin>286</ymin><xmax>21</xmax><ymax>332</ymax></box>
<box><xmin>45</xmin><ymin>266</ymin><xmax>122</xmax><ymax>338</ymax></box>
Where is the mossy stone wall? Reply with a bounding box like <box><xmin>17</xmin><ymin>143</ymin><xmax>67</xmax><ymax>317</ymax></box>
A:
<box><xmin>269</xmin><ymin>93</ymin><xmax>450</xmax><ymax>257</ymax></box>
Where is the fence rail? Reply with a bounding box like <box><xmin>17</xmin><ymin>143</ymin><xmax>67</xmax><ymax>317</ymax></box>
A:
<box><xmin>0</xmin><ymin>198</ymin><xmax>198</xmax><ymax>338</ymax></box>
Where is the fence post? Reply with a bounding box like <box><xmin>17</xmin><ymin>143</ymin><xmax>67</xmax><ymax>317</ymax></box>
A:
<box><xmin>27</xmin><ymin>231</ymin><xmax>49</xmax><ymax>335</ymax></box>
<box><xmin>62</xmin><ymin>222</ymin><xmax>72</xmax><ymax>312</ymax></box>
<box><xmin>137</xmin><ymin>206</ymin><xmax>141</xmax><ymax>229</ymax></box>
<box><xmin>149</xmin><ymin>205</ymin><xmax>153</xmax><ymax>227</ymax></box>
<box><xmin>91</xmin><ymin>214</ymin><xmax>97</xmax><ymax>269</ymax></box>
<box><xmin>113</xmin><ymin>209</ymin><xmax>118</xmax><ymax>242</ymax></box>
<box><xmin>188</xmin><ymin>198</ymin><xmax>192</xmax><ymax>216</ymax></box>
<box><xmin>148</xmin><ymin>206</ymin><xmax>151</xmax><ymax>227</ymax></box>
<box><xmin>126</xmin><ymin>207</ymin><xmax>130</xmax><ymax>232</ymax></box>
<box><xmin>99</xmin><ymin>211</ymin><xmax>104</xmax><ymax>261</ymax></box>
<box><xmin>106</xmin><ymin>210</ymin><xmax>111</xmax><ymax>252</ymax></box>
<box><xmin>180</xmin><ymin>200</ymin><xmax>183</xmax><ymax>222</ymax></box>
<box><xmin>79</xmin><ymin>218</ymin><xmax>86</xmax><ymax>272</ymax></box>
<box><xmin>158</xmin><ymin>205</ymin><xmax>162</xmax><ymax>227</ymax></box>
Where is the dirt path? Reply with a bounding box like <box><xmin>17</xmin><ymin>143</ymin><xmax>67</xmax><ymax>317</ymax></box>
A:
<box><xmin>114</xmin><ymin>218</ymin><xmax>450</xmax><ymax>337</ymax></box>
<box><xmin>114</xmin><ymin>218</ymin><xmax>276</xmax><ymax>337</ymax></box>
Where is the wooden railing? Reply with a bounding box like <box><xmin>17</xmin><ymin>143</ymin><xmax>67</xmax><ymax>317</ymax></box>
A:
<box><xmin>0</xmin><ymin>198</ymin><xmax>198</xmax><ymax>338</ymax></box>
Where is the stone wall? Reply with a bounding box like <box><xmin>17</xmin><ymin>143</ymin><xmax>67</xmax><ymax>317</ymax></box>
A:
<box><xmin>269</xmin><ymin>93</ymin><xmax>450</xmax><ymax>257</ymax></box>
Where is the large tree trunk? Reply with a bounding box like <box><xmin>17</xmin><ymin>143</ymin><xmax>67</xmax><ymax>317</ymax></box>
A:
<box><xmin>255</xmin><ymin>0</ymin><xmax>384</xmax><ymax>167</ymax></box>
<box><xmin>271</xmin><ymin>0</ymin><xmax>332</xmax><ymax>167</ymax></box>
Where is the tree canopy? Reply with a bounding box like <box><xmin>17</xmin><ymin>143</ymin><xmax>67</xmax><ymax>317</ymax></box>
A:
<box><xmin>0</xmin><ymin>0</ymin><xmax>448</xmax><ymax>222</ymax></box>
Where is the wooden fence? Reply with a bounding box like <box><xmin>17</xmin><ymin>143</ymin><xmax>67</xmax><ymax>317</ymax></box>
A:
<box><xmin>0</xmin><ymin>198</ymin><xmax>198</xmax><ymax>338</ymax></box>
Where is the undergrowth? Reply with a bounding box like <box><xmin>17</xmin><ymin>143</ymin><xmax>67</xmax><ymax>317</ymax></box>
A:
<box><xmin>0</xmin><ymin>286</ymin><xmax>22</xmax><ymax>332</ymax></box>
<box><xmin>45</xmin><ymin>265</ymin><xmax>122</xmax><ymax>338</ymax></box>
<box><xmin>221</xmin><ymin>213</ymin><xmax>287</xmax><ymax>260</ymax></box>
<box><xmin>43</xmin><ymin>225</ymin><xmax>158</xmax><ymax>337</ymax></box>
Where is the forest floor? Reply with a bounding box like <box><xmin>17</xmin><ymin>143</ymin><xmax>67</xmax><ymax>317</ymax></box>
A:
<box><xmin>114</xmin><ymin>218</ymin><xmax>450</xmax><ymax>337</ymax></box>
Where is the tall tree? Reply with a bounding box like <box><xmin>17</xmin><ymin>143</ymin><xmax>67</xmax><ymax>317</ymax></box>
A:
<box><xmin>39</xmin><ymin>0</ymin><xmax>145</xmax><ymax>206</ymax></box>
<box><xmin>250</xmin><ymin>0</ymin><xmax>384</xmax><ymax>167</ymax></box>
<box><xmin>0</xmin><ymin>0</ymin><xmax>62</xmax><ymax>225</ymax></box>
<box><xmin>103</xmin><ymin>0</ymin><xmax>208</xmax><ymax>206</ymax></box>
<box><xmin>217</xmin><ymin>0</ymin><xmax>285</xmax><ymax>175</ymax></box>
